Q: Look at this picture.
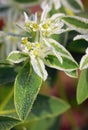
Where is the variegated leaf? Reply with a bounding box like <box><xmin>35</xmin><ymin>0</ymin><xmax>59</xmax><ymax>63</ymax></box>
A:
<box><xmin>65</xmin><ymin>70</ymin><xmax>78</xmax><ymax>78</ymax></box>
<box><xmin>44</xmin><ymin>55</ymin><xmax>78</xmax><ymax>72</ymax></box>
<box><xmin>7</xmin><ymin>51</ymin><xmax>28</xmax><ymax>63</ymax></box>
<box><xmin>61</xmin><ymin>0</ymin><xmax>84</xmax><ymax>13</ymax></box>
<box><xmin>44</xmin><ymin>38</ymin><xmax>75</xmax><ymax>60</ymax></box>
<box><xmin>30</xmin><ymin>56</ymin><xmax>48</xmax><ymax>81</ymax></box>
<box><xmin>80</xmin><ymin>54</ymin><xmax>88</xmax><ymax>70</ymax></box>
<box><xmin>62</xmin><ymin>16</ymin><xmax>88</xmax><ymax>34</ymax></box>
<box><xmin>74</xmin><ymin>34</ymin><xmax>88</xmax><ymax>41</ymax></box>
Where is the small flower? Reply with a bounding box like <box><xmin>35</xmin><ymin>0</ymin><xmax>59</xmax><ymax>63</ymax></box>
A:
<box><xmin>21</xmin><ymin>37</ymin><xmax>28</xmax><ymax>44</ymax></box>
<box><xmin>11</xmin><ymin>6</ymin><xmax>77</xmax><ymax>81</ymax></box>
<box><xmin>17</xmin><ymin>6</ymin><xmax>64</xmax><ymax>38</ymax></box>
<box><xmin>31</xmin><ymin>22</ymin><xmax>39</xmax><ymax>31</ymax></box>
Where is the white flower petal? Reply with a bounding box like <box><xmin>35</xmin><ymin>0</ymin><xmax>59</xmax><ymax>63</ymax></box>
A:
<box><xmin>41</xmin><ymin>5</ymin><xmax>50</xmax><ymax>21</ymax></box>
<box><xmin>54</xmin><ymin>0</ymin><xmax>61</xmax><ymax>10</ymax></box>
<box><xmin>24</xmin><ymin>12</ymin><xmax>29</xmax><ymax>23</ymax></box>
<box><xmin>51</xmin><ymin>13</ymin><xmax>64</xmax><ymax>20</ymax></box>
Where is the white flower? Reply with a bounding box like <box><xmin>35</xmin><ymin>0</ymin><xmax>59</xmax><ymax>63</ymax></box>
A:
<box><xmin>12</xmin><ymin>7</ymin><xmax>77</xmax><ymax>80</ymax></box>
<box><xmin>41</xmin><ymin>7</ymin><xmax>65</xmax><ymax>37</ymax></box>
<box><xmin>40</xmin><ymin>9</ymin><xmax>65</xmax><ymax>37</ymax></box>
<box><xmin>17</xmin><ymin>6</ymin><xmax>64</xmax><ymax>38</ymax></box>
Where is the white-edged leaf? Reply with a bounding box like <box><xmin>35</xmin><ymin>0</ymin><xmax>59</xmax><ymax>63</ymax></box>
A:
<box><xmin>65</xmin><ymin>70</ymin><xmax>78</xmax><ymax>78</ymax></box>
<box><xmin>61</xmin><ymin>0</ymin><xmax>84</xmax><ymax>13</ymax></box>
<box><xmin>62</xmin><ymin>16</ymin><xmax>88</xmax><ymax>34</ymax></box>
<box><xmin>53</xmin><ymin>51</ymin><xmax>63</xmax><ymax>64</ymax></box>
<box><xmin>74</xmin><ymin>34</ymin><xmax>88</xmax><ymax>41</ymax></box>
<box><xmin>14</xmin><ymin>62</ymin><xmax>42</xmax><ymax>120</ymax></box>
<box><xmin>0</xmin><ymin>116</ymin><xmax>20</xmax><ymax>130</ymax></box>
<box><xmin>44</xmin><ymin>55</ymin><xmax>78</xmax><ymax>72</ymax></box>
<box><xmin>30</xmin><ymin>55</ymin><xmax>48</xmax><ymax>81</ymax></box>
<box><xmin>80</xmin><ymin>54</ymin><xmax>88</xmax><ymax>70</ymax></box>
<box><xmin>44</xmin><ymin>38</ymin><xmax>75</xmax><ymax>61</ymax></box>
<box><xmin>7</xmin><ymin>51</ymin><xmax>28</xmax><ymax>63</ymax></box>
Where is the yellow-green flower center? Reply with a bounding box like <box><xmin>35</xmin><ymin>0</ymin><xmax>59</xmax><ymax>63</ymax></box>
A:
<box><xmin>33</xmin><ymin>49</ymin><xmax>38</xmax><ymax>56</ymax></box>
<box><xmin>25</xmin><ymin>22</ymin><xmax>30</xmax><ymax>28</ymax></box>
<box><xmin>32</xmin><ymin>23</ymin><xmax>39</xmax><ymax>30</ymax></box>
<box><xmin>21</xmin><ymin>37</ymin><xmax>28</xmax><ymax>44</ymax></box>
<box><xmin>27</xmin><ymin>43</ymin><xmax>32</xmax><ymax>50</ymax></box>
<box><xmin>35</xmin><ymin>43</ymin><xmax>40</xmax><ymax>48</ymax></box>
<box><xmin>42</xmin><ymin>24</ymin><xmax>49</xmax><ymax>29</ymax></box>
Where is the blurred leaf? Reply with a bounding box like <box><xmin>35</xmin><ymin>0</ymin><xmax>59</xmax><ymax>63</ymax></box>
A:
<box><xmin>14</xmin><ymin>61</ymin><xmax>42</xmax><ymax>120</ymax></box>
<box><xmin>0</xmin><ymin>116</ymin><xmax>20</xmax><ymax>130</ymax></box>
<box><xmin>12</xmin><ymin>116</ymin><xmax>60</xmax><ymax>130</ymax></box>
<box><xmin>0</xmin><ymin>86</ymin><xmax>20</xmax><ymax>130</ymax></box>
<box><xmin>0</xmin><ymin>92</ymin><xmax>70</xmax><ymax>122</ymax></box>
<box><xmin>62</xmin><ymin>0</ymin><xmax>84</xmax><ymax>12</ymax></box>
<box><xmin>0</xmin><ymin>84</ymin><xmax>70</xmax><ymax>130</ymax></box>
<box><xmin>14</xmin><ymin>0</ymin><xmax>39</xmax><ymax>3</ymax></box>
<box><xmin>27</xmin><ymin>95</ymin><xmax>70</xmax><ymax>121</ymax></box>
<box><xmin>0</xmin><ymin>66</ymin><xmax>17</xmax><ymax>85</ymax></box>
<box><xmin>77</xmin><ymin>69</ymin><xmax>88</xmax><ymax>104</ymax></box>
<box><xmin>27</xmin><ymin>117</ymin><xmax>60</xmax><ymax>130</ymax></box>
<box><xmin>44</xmin><ymin>55</ymin><xmax>78</xmax><ymax>71</ymax></box>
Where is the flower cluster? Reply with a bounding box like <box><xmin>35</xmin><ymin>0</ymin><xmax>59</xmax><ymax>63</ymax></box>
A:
<box><xmin>7</xmin><ymin>6</ymin><xmax>78</xmax><ymax>80</ymax></box>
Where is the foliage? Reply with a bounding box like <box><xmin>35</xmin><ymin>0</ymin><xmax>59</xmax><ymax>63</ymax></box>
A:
<box><xmin>0</xmin><ymin>0</ymin><xmax>88</xmax><ymax>130</ymax></box>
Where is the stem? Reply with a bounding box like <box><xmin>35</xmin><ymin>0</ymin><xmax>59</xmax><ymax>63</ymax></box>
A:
<box><xmin>57</xmin><ymin>72</ymin><xmax>80</xmax><ymax>130</ymax></box>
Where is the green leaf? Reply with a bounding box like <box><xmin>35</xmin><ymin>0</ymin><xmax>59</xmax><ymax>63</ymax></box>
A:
<box><xmin>80</xmin><ymin>54</ymin><xmax>88</xmax><ymax>70</ymax></box>
<box><xmin>77</xmin><ymin>69</ymin><xmax>88</xmax><ymax>104</ymax></box>
<box><xmin>0</xmin><ymin>84</ymin><xmax>70</xmax><ymax>129</ymax></box>
<box><xmin>0</xmin><ymin>86</ymin><xmax>20</xmax><ymax>130</ymax></box>
<box><xmin>67</xmin><ymin>39</ymin><xmax>88</xmax><ymax>53</ymax></box>
<box><xmin>46</xmin><ymin>38</ymin><xmax>73</xmax><ymax>59</ymax></box>
<box><xmin>65</xmin><ymin>70</ymin><xmax>78</xmax><ymax>78</ymax></box>
<box><xmin>62</xmin><ymin>0</ymin><xmax>84</xmax><ymax>13</ymax></box>
<box><xmin>0</xmin><ymin>66</ymin><xmax>17</xmax><ymax>85</ymax></box>
<box><xmin>0</xmin><ymin>84</ymin><xmax>69</xmax><ymax>122</ymax></box>
<box><xmin>0</xmin><ymin>94</ymin><xmax>70</xmax><ymax>122</ymax></box>
<box><xmin>14</xmin><ymin>116</ymin><xmax>60</xmax><ymax>130</ymax></box>
<box><xmin>0</xmin><ymin>116</ymin><xmax>20</xmax><ymax>130</ymax></box>
<box><xmin>14</xmin><ymin>62</ymin><xmax>42</xmax><ymax>120</ymax></box>
<box><xmin>7</xmin><ymin>51</ymin><xmax>28</xmax><ymax>64</ymax></box>
<box><xmin>30</xmin><ymin>56</ymin><xmax>48</xmax><ymax>81</ymax></box>
<box><xmin>62</xmin><ymin>16</ymin><xmax>88</xmax><ymax>34</ymax></box>
<box><xmin>44</xmin><ymin>55</ymin><xmax>78</xmax><ymax>71</ymax></box>
<box><xmin>27</xmin><ymin>95</ymin><xmax>70</xmax><ymax>121</ymax></box>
